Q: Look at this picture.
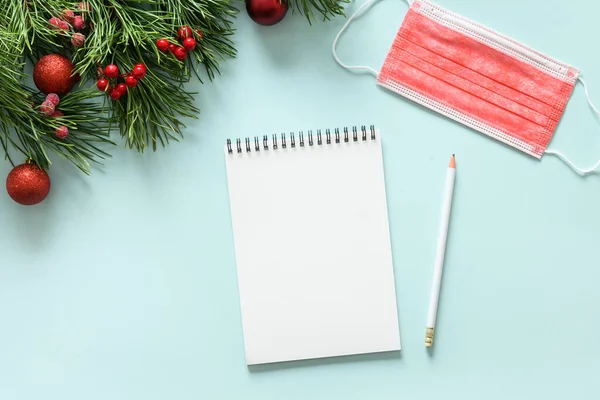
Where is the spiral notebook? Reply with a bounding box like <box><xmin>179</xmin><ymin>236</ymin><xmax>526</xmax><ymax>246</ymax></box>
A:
<box><xmin>224</xmin><ymin>126</ymin><xmax>401</xmax><ymax>365</ymax></box>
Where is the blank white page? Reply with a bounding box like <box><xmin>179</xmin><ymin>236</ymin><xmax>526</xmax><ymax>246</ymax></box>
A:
<box><xmin>225</xmin><ymin>128</ymin><xmax>401</xmax><ymax>365</ymax></box>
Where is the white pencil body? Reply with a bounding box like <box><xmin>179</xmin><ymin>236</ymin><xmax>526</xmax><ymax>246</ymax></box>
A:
<box><xmin>426</xmin><ymin>162</ymin><xmax>455</xmax><ymax>346</ymax></box>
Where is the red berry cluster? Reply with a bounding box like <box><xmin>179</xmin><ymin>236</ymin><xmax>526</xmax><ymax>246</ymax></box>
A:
<box><xmin>48</xmin><ymin>2</ymin><xmax>91</xmax><ymax>48</ymax></box>
<box><xmin>37</xmin><ymin>93</ymin><xmax>68</xmax><ymax>139</ymax></box>
<box><xmin>39</xmin><ymin>93</ymin><xmax>64</xmax><ymax>119</ymax></box>
<box><xmin>96</xmin><ymin>63</ymin><xmax>147</xmax><ymax>101</ymax></box>
<box><xmin>156</xmin><ymin>26</ymin><xmax>203</xmax><ymax>61</ymax></box>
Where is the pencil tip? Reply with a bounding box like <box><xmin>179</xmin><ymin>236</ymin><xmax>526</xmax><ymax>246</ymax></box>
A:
<box><xmin>449</xmin><ymin>154</ymin><xmax>456</xmax><ymax>169</ymax></box>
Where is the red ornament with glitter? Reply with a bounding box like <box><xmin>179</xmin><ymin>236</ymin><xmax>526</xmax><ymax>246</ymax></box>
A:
<box><xmin>246</xmin><ymin>0</ymin><xmax>288</xmax><ymax>26</ymax></box>
<box><xmin>33</xmin><ymin>54</ymin><xmax>76</xmax><ymax>96</ymax></box>
<box><xmin>6</xmin><ymin>162</ymin><xmax>51</xmax><ymax>205</ymax></box>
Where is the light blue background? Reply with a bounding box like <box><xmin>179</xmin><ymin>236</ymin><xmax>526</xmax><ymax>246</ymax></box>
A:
<box><xmin>2</xmin><ymin>0</ymin><xmax>600</xmax><ymax>398</ymax></box>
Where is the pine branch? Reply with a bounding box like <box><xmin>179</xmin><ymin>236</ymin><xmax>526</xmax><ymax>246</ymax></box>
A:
<box><xmin>69</xmin><ymin>0</ymin><xmax>238</xmax><ymax>151</ymax></box>
<box><xmin>288</xmin><ymin>0</ymin><xmax>349</xmax><ymax>22</ymax></box>
<box><xmin>1</xmin><ymin>1</ymin><xmax>114</xmax><ymax>174</ymax></box>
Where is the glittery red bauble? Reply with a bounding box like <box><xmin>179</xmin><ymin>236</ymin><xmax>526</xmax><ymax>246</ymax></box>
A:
<box><xmin>33</xmin><ymin>54</ymin><xmax>76</xmax><ymax>95</ymax></box>
<box><xmin>246</xmin><ymin>0</ymin><xmax>288</xmax><ymax>26</ymax></box>
<box><xmin>6</xmin><ymin>163</ymin><xmax>51</xmax><ymax>205</ymax></box>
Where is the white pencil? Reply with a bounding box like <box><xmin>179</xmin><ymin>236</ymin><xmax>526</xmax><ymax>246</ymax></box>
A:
<box><xmin>425</xmin><ymin>154</ymin><xmax>456</xmax><ymax>347</ymax></box>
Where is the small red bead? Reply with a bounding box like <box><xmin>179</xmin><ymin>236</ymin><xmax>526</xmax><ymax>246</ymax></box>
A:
<box><xmin>183</xmin><ymin>37</ymin><xmax>196</xmax><ymax>51</ymax></box>
<box><xmin>125</xmin><ymin>75</ymin><xmax>138</xmax><ymax>88</ymax></box>
<box><xmin>173</xmin><ymin>46</ymin><xmax>188</xmax><ymax>61</ymax></box>
<box><xmin>116</xmin><ymin>83</ymin><xmax>128</xmax><ymax>96</ymax></box>
<box><xmin>109</xmin><ymin>87</ymin><xmax>121</xmax><ymax>100</ymax></box>
<box><xmin>169</xmin><ymin>43</ymin><xmax>176</xmax><ymax>53</ymax></box>
<box><xmin>132</xmin><ymin>64</ymin><xmax>146</xmax><ymax>79</ymax></box>
<box><xmin>178</xmin><ymin>26</ymin><xmax>192</xmax><ymax>40</ymax></box>
<box><xmin>195</xmin><ymin>29</ymin><xmax>205</xmax><ymax>40</ymax></box>
<box><xmin>104</xmin><ymin>64</ymin><xmax>119</xmax><ymax>78</ymax></box>
<box><xmin>96</xmin><ymin>78</ymin><xmax>109</xmax><ymax>92</ymax></box>
<box><xmin>156</xmin><ymin>39</ymin><xmax>169</xmax><ymax>52</ymax></box>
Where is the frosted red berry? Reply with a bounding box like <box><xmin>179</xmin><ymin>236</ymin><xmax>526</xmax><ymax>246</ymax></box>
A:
<box><xmin>62</xmin><ymin>10</ymin><xmax>75</xmax><ymax>22</ymax></box>
<box><xmin>73</xmin><ymin>15</ymin><xmax>85</xmax><ymax>30</ymax></box>
<box><xmin>55</xmin><ymin>125</ymin><xmax>69</xmax><ymax>139</ymax></box>
<box><xmin>46</xmin><ymin>93</ymin><xmax>60</xmax><ymax>106</ymax></box>
<box><xmin>40</xmin><ymin>100</ymin><xmax>55</xmax><ymax>116</ymax></box>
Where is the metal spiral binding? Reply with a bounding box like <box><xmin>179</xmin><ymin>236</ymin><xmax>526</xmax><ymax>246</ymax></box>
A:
<box><xmin>226</xmin><ymin>125</ymin><xmax>376</xmax><ymax>154</ymax></box>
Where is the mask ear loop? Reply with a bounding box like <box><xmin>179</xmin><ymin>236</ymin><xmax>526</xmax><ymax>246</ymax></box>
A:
<box><xmin>332</xmin><ymin>0</ymin><xmax>413</xmax><ymax>78</ymax></box>
<box><xmin>545</xmin><ymin>77</ymin><xmax>600</xmax><ymax>176</ymax></box>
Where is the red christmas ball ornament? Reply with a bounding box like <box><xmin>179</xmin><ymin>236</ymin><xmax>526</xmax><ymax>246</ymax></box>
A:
<box><xmin>33</xmin><ymin>54</ymin><xmax>76</xmax><ymax>95</ymax></box>
<box><xmin>183</xmin><ymin>37</ymin><xmax>196</xmax><ymax>51</ymax></box>
<box><xmin>156</xmin><ymin>38</ymin><xmax>169</xmax><ymax>52</ymax></box>
<box><xmin>6</xmin><ymin>162</ymin><xmax>51</xmax><ymax>206</ymax></box>
<box><xmin>246</xmin><ymin>0</ymin><xmax>288</xmax><ymax>26</ymax></box>
<box><xmin>178</xmin><ymin>26</ymin><xmax>192</xmax><ymax>39</ymax></box>
<box><xmin>104</xmin><ymin>64</ymin><xmax>119</xmax><ymax>78</ymax></box>
<box><xmin>96</xmin><ymin>78</ymin><xmax>109</xmax><ymax>92</ymax></box>
<box><xmin>132</xmin><ymin>63</ymin><xmax>146</xmax><ymax>79</ymax></box>
<box><xmin>116</xmin><ymin>83</ymin><xmax>128</xmax><ymax>96</ymax></box>
<box><xmin>168</xmin><ymin>43</ymin><xmax>176</xmax><ymax>53</ymax></box>
<box><xmin>109</xmin><ymin>87</ymin><xmax>121</xmax><ymax>100</ymax></box>
<box><xmin>173</xmin><ymin>46</ymin><xmax>188</xmax><ymax>61</ymax></box>
<box><xmin>194</xmin><ymin>29</ymin><xmax>205</xmax><ymax>40</ymax></box>
<box><xmin>125</xmin><ymin>75</ymin><xmax>138</xmax><ymax>88</ymax></box>
<box><xmin>51</xmin><ymin>110</ymin><xmax>64</xmax><ymax>117</ymax></box>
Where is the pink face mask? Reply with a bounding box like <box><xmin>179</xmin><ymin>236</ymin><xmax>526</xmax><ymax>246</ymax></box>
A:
<box><xmin>333</xmin><ymin>0</ymin><xmax>600</xmax><ymax>175</ymax></box>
